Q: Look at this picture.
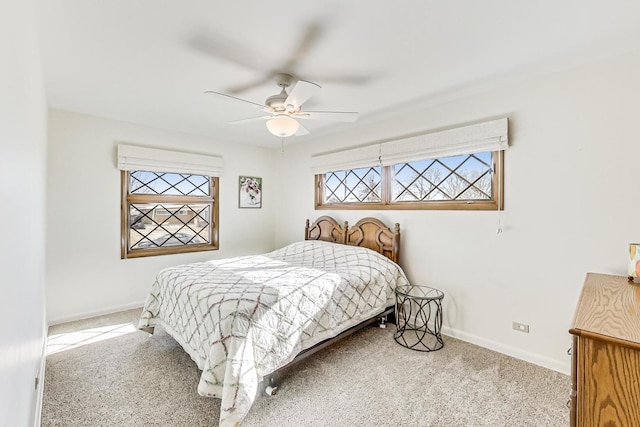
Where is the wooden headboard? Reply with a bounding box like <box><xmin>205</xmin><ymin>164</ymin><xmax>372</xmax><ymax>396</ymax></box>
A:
<box><xmin>305</xmin><ymin>216</ymin><xmax>400</xmax><ymax>264</ymax></box>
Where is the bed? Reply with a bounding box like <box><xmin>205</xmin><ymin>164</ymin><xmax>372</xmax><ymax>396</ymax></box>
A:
<box><xmin>138</xmin><ymin>216</ymin><xmax>409</xmax><ymax>427</ymax></box>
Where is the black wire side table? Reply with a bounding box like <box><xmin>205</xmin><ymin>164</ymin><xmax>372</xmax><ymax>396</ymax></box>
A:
<box><xmin>394</xmin><ymin>284</ymin><xmax>444</xmax><ymax>352</ymax></box>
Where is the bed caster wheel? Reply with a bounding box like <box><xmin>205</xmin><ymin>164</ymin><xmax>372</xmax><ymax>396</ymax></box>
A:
<box><xmin>265</xmin><ymin>386</ymin><xmax>278</xmax><ymax>396</ymax></box>
<box><xmin>379</xmin><ymin>316</ymin><xmax>387</xmax><ymax>328</ymax></box>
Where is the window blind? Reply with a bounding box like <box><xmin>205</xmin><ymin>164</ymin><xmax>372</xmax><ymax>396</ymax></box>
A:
<box><xmin>310</xmin><ymin>144</ymin><xmax>380</xmax><ymax>174</ymax></box>
<box><xmin>380</xmin><ymin>118</ymin><xmax>508</xmax><ymax>165</ymax></box>
<box><xmin>311</xmin><ymin>118</ymin><xmax>508</xmax><ymax>173</ymax></box>
<box><xmin>117</xmin><ymin>144</ymin><xmax>224</xmax><ymax>177</ymax></box>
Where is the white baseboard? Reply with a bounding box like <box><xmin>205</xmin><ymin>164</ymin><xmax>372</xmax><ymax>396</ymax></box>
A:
<box><xmin>442</xmin><ymin>325</ymin><xmax>571</xmax><ymax>376</ymax></box>
<box><xmin>34</xmin><ymin>331</ymin><xmax>47</xmax><ymax>427</ymax></box>
<box><xmin>47</xmin><ymin>300</ymin><xmax>146</xmax><ymax>326</ymax></box>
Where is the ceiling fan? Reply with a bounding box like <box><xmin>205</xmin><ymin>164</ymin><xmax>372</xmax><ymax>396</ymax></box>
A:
<box><xmin>205</xmin><ymin>73</ymin><xmax>358</xmax><ymax>137</ymax></box>
<box><xmin>189</xmin><ymin>20</ymin><xmax>370</xmax><ymax>96</ymax></box>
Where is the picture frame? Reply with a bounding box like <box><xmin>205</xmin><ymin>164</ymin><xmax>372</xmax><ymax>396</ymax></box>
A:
<box><xmin>239</xmin><ymin>176</ymin><xmax>262</xmax><ymax>208</ymax></box>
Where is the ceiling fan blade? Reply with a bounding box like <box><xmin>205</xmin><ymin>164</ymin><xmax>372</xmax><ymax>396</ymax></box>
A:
<box><xmin>295</xmin><ymin>122</ymin><xmax>309</xmax><ymax>136</ymax></box>
<box><xmin>189</xmin><ymin>22</ymin><xmax>323</xmax><ymax>95</ymax></box>
<box><xmin>295</xmin><ymin>110</ymin><xmax>359</xmax><ymax>122</ymax></box>
<box><xmin>189</xmin><ymin>32</ymin><xmax>267</xmax><ymax>74</ymax></box>
<box><xmin>226</xmin><ymin>74</ymin><xmax>276</xmax><ymax>95</ymax></box>
<box><xmin>281</xmin><ymin>21</ymin><xmax>324</xmax><ymax>72</ymax></box>
<box><xmin>228</xmin><ymin>116</ymin><xmax>271</xmax><ymax>125</ymax></box>
<box><xmin>304</xmin><ymin>74</ymin><xmax>372</xmax><ymax>86</ymax></box>
<box><xmin>285</xmin><ymin>80</ymin><xmax>321</xmax><ymax>111</ymax></box>
<box><xmin>204</xmin><ymin>91</ymin><xmax>271</xmax><ymax>112</ymax></box>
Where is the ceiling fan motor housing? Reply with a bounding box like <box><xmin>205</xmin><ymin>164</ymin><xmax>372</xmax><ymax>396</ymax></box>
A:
<box><xmin>265</xmin><ymin>73</ymin><xmax>298</xmax><ymax>113</ymax></box>
<box><xmin>265</xmin><ymin>91</ymin><xmax>288</xmax><ymax>112</ymax></box>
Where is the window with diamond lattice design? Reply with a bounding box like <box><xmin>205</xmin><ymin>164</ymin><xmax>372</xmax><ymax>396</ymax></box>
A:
<box><xmin>323</xmin><ymin>166</ymin><xmax>382</xmax><ymax>204</ymax></box>
<box><xmin>315</xmin><ymin>151</ymin><xmax>503</xmax><ymax>210</ymax></box>
<box><xmin>121</xmin><ymin>170</ymin><xmax>219</xmax><ymax>258</ymax></box>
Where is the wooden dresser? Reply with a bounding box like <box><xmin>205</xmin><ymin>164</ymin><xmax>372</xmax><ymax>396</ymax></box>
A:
<box><xmin>569</xmin><ymin>273</ymin><xmax>640</xmax><ymax>426</ymax></box>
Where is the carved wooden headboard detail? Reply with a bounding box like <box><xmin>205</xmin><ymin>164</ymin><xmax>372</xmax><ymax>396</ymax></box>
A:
<box><xmin>304</xmin><ymin>216</ymin><xmax>347</xmax><ymax>244</ymax></box>
<box><xmin>346</xmin><ymin>217</ymin><xmax>400</xmax><ymax>264</ymax></box>
<box><xmin>305</xmin><ymin>216</ymin><xmax>400</xmax><ymax>264</ymax></box>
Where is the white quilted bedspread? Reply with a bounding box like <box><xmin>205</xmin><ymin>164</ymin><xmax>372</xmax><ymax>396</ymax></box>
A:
<box><xmin>139</xmin><ymin>240</ymin><xmax>409</xmax><ymax>426</ymax></box>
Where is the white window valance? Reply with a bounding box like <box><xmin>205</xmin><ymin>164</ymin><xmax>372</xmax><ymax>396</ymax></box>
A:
<box><xmin>310</xmin><ymin>144</ymin><xmax>380</xmax><ymax>175</ymax></box>
<box><xmin>311</xmin><ymin>118</ymin><xmax>508</xmax><ymax>174</ymax></box>
<box><xmin>117</xmin><ymin>144</ymin><xmax>224</xmax><ymax>177</ymax></box>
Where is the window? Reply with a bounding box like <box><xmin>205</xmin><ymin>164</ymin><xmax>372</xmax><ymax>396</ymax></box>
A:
<box><xmin>322</xmin><ymin>166</ymin><xmax>383</xmax><ymax>204</ymax></box>
<box><xmin>315</xmin><ymin>150</ymin><xmax>503</xmax><ymax>210</ymax></box>
<box><xmin>312</xmin><ymin>118</ymin><xmax>508</xmax><ymax>211</ymax></box>
<box><xmin>121</xmin><ymin>170</ymin><xmax>219</xmax><ymax>258</ymax></box>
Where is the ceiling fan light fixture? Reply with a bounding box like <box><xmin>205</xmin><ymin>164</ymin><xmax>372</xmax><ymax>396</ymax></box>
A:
<box><xmin>266</xmin><ymin>115</ymin><xmax>299</xmax><ymax>137</ymax></box>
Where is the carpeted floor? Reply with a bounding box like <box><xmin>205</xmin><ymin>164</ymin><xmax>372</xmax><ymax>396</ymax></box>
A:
<box><xmin>43</xmin><ymin>308</ymin><xmax>569</xmax><ymax>426</ymax></box>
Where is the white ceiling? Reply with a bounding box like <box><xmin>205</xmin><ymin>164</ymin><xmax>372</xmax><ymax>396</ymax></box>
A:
<box><xmin>38</xmin><ymin>1</ymin><xmax>640</xmax><ymax>148</ymax></box>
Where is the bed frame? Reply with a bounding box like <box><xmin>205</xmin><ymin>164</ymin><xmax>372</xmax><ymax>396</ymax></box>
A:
<box><xmin>263</xmin><ymin>216</ymin><xmax>401</xmax><ymax>395</ymax></box>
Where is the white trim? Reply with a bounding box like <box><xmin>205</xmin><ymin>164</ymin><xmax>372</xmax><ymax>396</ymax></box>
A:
<box><xmin>441</xmin><ymin>325</ymin><xmax>570</xmax><ymax>375</ymax></box>
<box><xmin>47</xmin><ymin>300</ymin><xmax>146</xmax><ymax>326</ymax></box>
<box><xmin>33</xmin><ymin>326</ymin><xmax>47</xmax><ymax>427</ymax></box>
<box><xmin>310</xmin><ymin>118</ymin><xmax>508</xmax><ymax>173</ymax></box>
<box><xmin>117</xmin><ymin>144</ymin><xmax>224</xmax><ymax>177</ymax></box>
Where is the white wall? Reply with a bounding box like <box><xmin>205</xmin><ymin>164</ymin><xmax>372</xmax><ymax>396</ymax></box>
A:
<box><xmin>0</xmin><ymin>0</ymin><xmax>48</xmax><ymax>425</ymax></box>
<box><xmin>274</xmin><ymin>49</ymin><xmax>640</xmax><ymax>374</ymax></box>
<box><xmin>46</xmin><ymin>110</ymin><xmax>277</xmax><ymax>323</ymax></box>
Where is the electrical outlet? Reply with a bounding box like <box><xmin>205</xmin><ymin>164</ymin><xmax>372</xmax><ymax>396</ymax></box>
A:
<box><xmin>512</xmin><ymin>322</ymin><xmax>529</xmax><ymax>333</ymax></box>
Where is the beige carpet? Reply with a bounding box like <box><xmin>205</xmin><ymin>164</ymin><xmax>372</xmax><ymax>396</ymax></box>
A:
<box><xmin>43</xmin><ymin>308</ymin><xmax>569</xmax><ymax>426</ymax></box>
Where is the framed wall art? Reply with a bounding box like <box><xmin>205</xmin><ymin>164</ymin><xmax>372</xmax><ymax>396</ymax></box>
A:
<box><xmin>239</xmin><ymin>176</ymin><xmax>262</xmax><ymax>208</ymax></box>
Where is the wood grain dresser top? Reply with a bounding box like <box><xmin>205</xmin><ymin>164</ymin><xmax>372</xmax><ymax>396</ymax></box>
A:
<box><xmin>571</xmin><ymin>272</ymin><xmax>640</xmax><ymax>345</ymax></box>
